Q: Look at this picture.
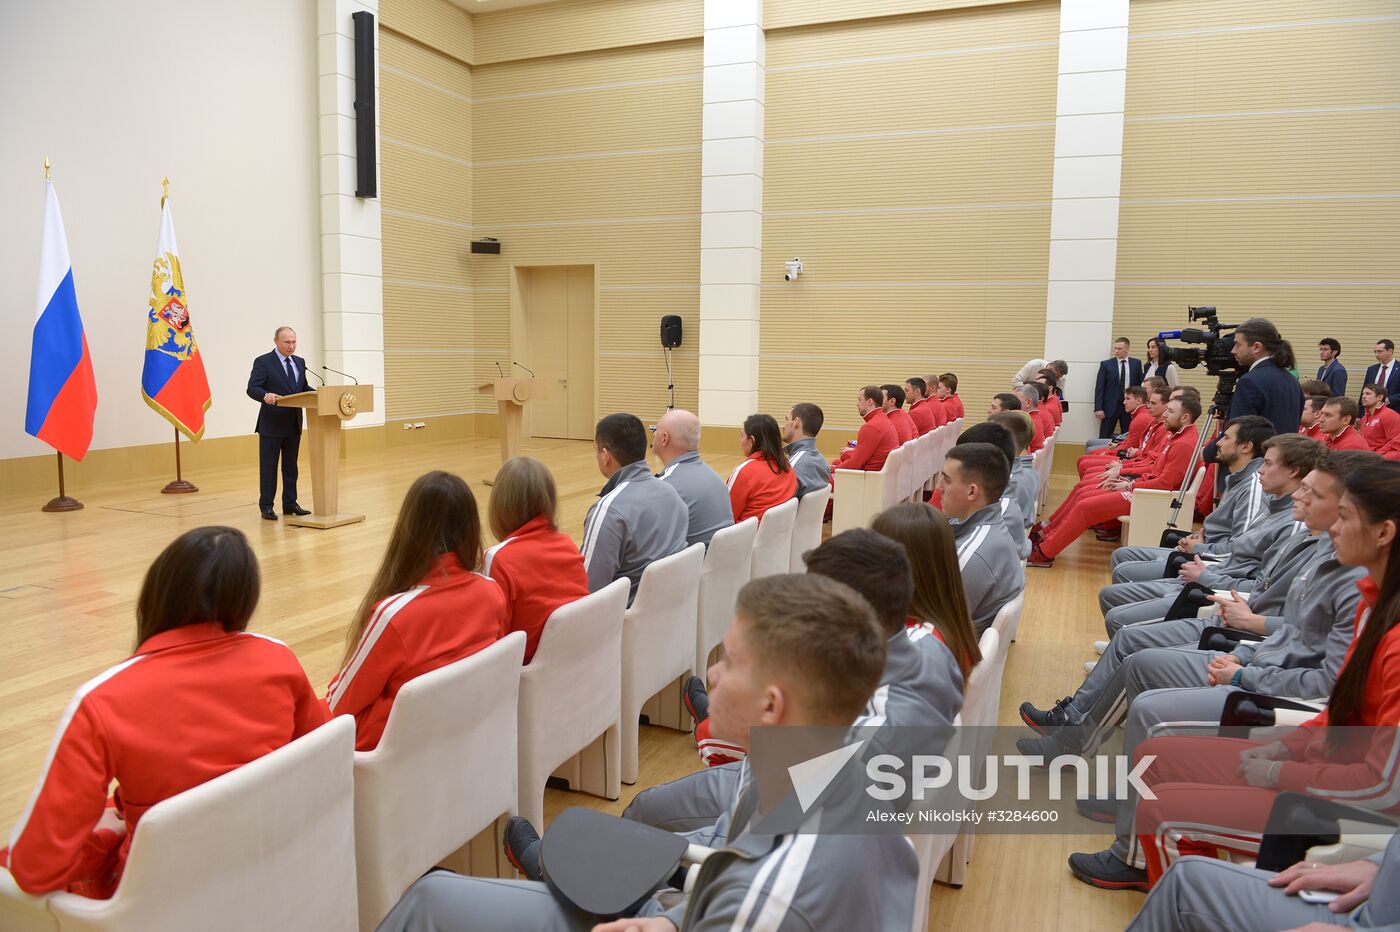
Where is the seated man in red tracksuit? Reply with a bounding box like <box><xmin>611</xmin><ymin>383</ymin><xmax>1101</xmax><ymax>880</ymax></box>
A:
<box><xmin>1079</xmin><ymin>387</ymin><xmax>1159</xmax><ymax>474</ymax></box>
<box><xmin>920</xmin><ymin>373</ymin><xmax>950</xmax><ymax>427</ymax></box>
<box><xmin>905</xmin><ymin>377</ymin><xmax>941</xmax><ymax>434</ymax></box>
<box><xmin>880</xmin><ymin>383</ymin><xmax>917</xmax><ymax>444</ymax></box>
<box><xmin>828</xmin><ymin>385</ymin><xmax>899</xmax><ymax>480</ymax></box>
<box><xmin>1319</xmin><ymin>396</ymin><xmax>1372</xmax><ymax>451</ymax></box>
<box><xmin>1029</xmin><ymin>395</ymin><xmax>1202</xmax><ymax>567</ymax></box>
<box><xmin>936</xmin><ymin>372</ymin><xmax>965</xmax><ymax>420</ymax></box>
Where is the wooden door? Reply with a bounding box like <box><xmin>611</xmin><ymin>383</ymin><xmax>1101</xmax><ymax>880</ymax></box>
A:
<box><xmin>524</xmin><ymin>265</ymin><xmax>594</xmax><ymax>440</ymax></box>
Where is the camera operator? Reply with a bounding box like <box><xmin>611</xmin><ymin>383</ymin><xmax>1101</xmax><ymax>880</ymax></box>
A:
<box><xmin>1202</xmin><ymin>317</ymin><xmax>1303</xmax><ymax>465</ymax></box>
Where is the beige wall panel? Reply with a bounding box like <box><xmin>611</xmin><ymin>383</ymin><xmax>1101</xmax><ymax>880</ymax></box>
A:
<box><xmin>594</xmin><ymin>290</ymin><xmax>700</xmax><ymax>354</ymax></box>
<box><xmin>473</xmin><ymin>0</ymin><xmax>702</xmax><ymax>65</ymax></box>
<box><xmin>766</xmin><ymin>51</ymin><xmax>1057</xmax><ymax>139</ymax></box>
<box><xmin>1127</xmin><ymin>22</ymin><xmax>1400</xmax><ymax>117</ymax></box>
<box><xmin>379</xmin><ymin>0</ymin><xmax>474</xmax><ymax>64</ymax></box>
<box><xmin>384</xmin><ymin>352</ymin><xmax>481</xmax><ymax>420</ymax></box>
<box><xmin>474</xmin><ymin>152</ymin><xmax>700</xmax><ymax>224</ymax></box>
<box><xmin>766</xmin><ymin>1</ymin><xmax>1057</xmax><ymax>67</ymax></box>
<box><xmin>382</xmin><ymin>212</ymin><xmax>474</xmax><ymax>285</ymax></box>
<box><xmin>379</xmin><ymin>70</ymin><xmax>473</xmax><ymax>163</ymax></box>
<box><xmin>597</xmin><ymin>352</ymin><xmax>699</xmax><ymax>418</ymax></box>
<box><xmin>1122</xmin><ymin>115</ymin><xmax>1400</xmax><ymax>198</ymax></box>
<box><xmin>1128</xmin><ymin>0</ymin><xmax>1398</xmax><ymax>35</ymax></box>
<box><xmin>472</xmin><ymin>289</ymin><xmax>510</xmax><ymax>350</ymax></box>
<box><xmin>765</xmin><ymin>129</ymin><xmax>1053</xmax><ymax>211</ymax></box>
<box><xmin>1117</xmin><ymin>202</ymin><xmax>1399</xmax><ymax>282</ymax></box>
<box><xmin>764</xmin><ymin>0</ymin><xmax>1041</xmax><ymax>32</ymax></box>
<box><xmin>762</xmin><ymin>209</ymin><xmax>1051</xmax><ymax>283</ymax></box>
<box><xmin>475</xmin><ymin>81</ymin><xmax>700</xmax><ymax>161</ymax></box>
<box><xmin>473</xmin><ymin>40</ymin><xmax>701</xmax><ymax>99</ymax></box>
<box><xmin>472</xmin><ymin>225</ymin><xmax>700</xmax><ymax>286</ymax></box>
<box><xmin>380</xmin><ymin>29</ymin><xmax>475</xmax><ymax>97</ymax></box>
<box><xmin>383</xmin><ymin>283</ymin><xmax>475</xmax><ymax>348</ymax></box>
<box><xmin>380</xmin><ymin>145</ymin><xmax>473</xmax><ymax>220</ymax></box>
<box><xmin>761</xmin><ymin>286</ymin><xmax>1047</xmax><ymax>349</ymax></box>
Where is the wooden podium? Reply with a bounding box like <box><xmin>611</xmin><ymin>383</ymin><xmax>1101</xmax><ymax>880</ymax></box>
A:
<box><xmin>275</xmin><ymin>385</ymin><xmax>375</xmax><ymax>528</ymax></box>
<box><xmin>478</xmin><ymin>378</ymin><xmax>548</xmax><ymax>475</ymax></box>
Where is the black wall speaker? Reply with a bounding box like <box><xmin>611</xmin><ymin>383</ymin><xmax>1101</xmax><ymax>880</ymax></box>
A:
<box><xmin>660</xmin><ymin>315</ymin><xmax>683</xmax><ymax>348</ymax></box>
<box><xmin>352</xmin><ymin>11</ymin><xmax>377</xmax><ymax>199</ymax></box>
<box><xmin>470</xmin><ymin>239</ymin><xmax>502</xmax><ymax>255</ymax></box>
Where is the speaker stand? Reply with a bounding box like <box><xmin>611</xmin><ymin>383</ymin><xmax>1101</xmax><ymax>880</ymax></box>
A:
<box><xmin>664</xmin><ymin>345</ymin><xmax>675</xmax><ymax>410</ymax></box>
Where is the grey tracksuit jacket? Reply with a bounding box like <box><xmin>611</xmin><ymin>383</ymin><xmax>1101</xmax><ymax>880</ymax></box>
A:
<box><xmin>951</xmin><ymin>502</ymin><xmax>1026</xmax><ymax>634</ymax></box>
<box><xmin>658</xmin><ymin>450</ymin><xmax>735</xmax><ymax>547</ymax></box>
<box><xmin>1232</xmin><ymin>536</ymin><xmax>1366</xmax><ymax>698</ymax></box>
<box><xmin>1196</xmin><ymin>492</ymin><xmax>1302</xmax><ymax>588</ymax></box>
<box><xmin>1010</xmin><ymin>455</ymin><xmax>1039</xmax><ymax>526</ymax></box>
<box><xmin>1198</xmin><ymin>457</ymin><xmax>1266</xmax><ymax>548</ymax></box>
<box><xmin>784</xmin><ymin>438</ymin><xmax>831</xmax><ymax>498</ymax></box>
<box><xmin>582</xmin><ymin>460</ymin><xmax>688</xmax><ymax>602</ymax></box>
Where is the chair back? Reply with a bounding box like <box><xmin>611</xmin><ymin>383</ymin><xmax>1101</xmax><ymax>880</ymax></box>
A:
<box><xmin>750</xmin><ymin>496</ymin><xmax>798</xmax><ymax>579</ymax></box>
<box><xmin>49</xmin><ymin>717</ymin><xmax>359</xmax><ymax>932</ymax></box>
<box><xmin>989</xmin><ymin>592</ymin><xmax>1025</xmax><ymax>658</ymax></box>
<box><xmin>353</xmin><ymin>633</ymin><xmax>526</xmax><ymax>930</ymax></box>
<box><xmin>697</xmin><ymin>519</ymin><xmax>757</xmax><ymax>675</ymax></box>
<box><xmin>788</xmin><ymin>489</ymin><xmax>829</xmax><ymax>574</ymax></box>
<box><xmin>879</xmin><ymin>445</ymin><xmax>909</xmax><ymax>510</ymax></box>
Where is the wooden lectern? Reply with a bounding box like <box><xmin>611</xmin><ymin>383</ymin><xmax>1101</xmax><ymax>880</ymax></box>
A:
<box><xmin>478</xmin><ymin>378</ymin><xmax>548</xmax><ymax>474</ymax></box>
<box><xmin>275</xmin><ymin>385</ymin><xmax>375</xmax><ymax>528</ymax></box>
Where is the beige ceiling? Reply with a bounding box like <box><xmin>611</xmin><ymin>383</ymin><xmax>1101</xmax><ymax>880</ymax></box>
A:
<box><xmin>445</xmin><ymin>0</ymin><xmax>572</xmax><ymax>12</ymax></box>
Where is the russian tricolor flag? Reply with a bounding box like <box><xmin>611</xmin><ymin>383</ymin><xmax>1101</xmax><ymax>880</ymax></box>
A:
<box><xmin>25</xmin><ymin>182</ymin><xmax>97</xmax><ymax>460</ymax></box>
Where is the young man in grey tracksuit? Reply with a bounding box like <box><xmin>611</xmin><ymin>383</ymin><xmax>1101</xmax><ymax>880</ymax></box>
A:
<box><xmin>1109</xmin><ymin>416</ymin><xmax>1272</xmax><ymax>584</ymax></box>
<box><xmin>375</xmin><ymin>573</ymin><xmax>920</xmax><ymax>932</ymax></box>
<box><xmin>780</xmin><ymin>402</ymin><xmax>831</xmax><ymax>498</ymax></box>
<box><xmin>652</xmin><ymin>409</ymin><xmax>734</xmax><ymax>547</ymax></box>
<box><xmin>582</xmin><ymin>413</ymin><xmax>689</xmax><ymax>603</ymax></box>
<box><xmin>938</xmin><ymin>442</ymin><xmax>1026</xmax><ymax>635</ymax></box>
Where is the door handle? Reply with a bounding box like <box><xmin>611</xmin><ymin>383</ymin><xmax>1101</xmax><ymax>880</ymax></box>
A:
<box><xmin>558</xmin><ymin>378</ymin><xmax>568</xmax><ymax>387</ymax></box>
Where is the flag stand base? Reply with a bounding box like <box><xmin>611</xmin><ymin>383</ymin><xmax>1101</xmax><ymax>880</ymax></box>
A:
<box><xmin>42</xmin><ymin>495</ymin><xmax>83</xmax><ymax>513</ymax></box>
<box><xmin>161</xmin><ymin>479</ymin><xmax>199</xmax><ymax>494</ymax></box>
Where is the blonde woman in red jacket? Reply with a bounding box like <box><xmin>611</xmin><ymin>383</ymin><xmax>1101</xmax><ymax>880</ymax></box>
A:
<box><xmin>2</xmin><ymin>527</ymin><xmax>328</xmax><ymax>899</ymax></box>
<box><xmin>328</xmin><ymin>471</ymin><xmax>509</xmax><ymax>751</ymax></box>
<box><xmin>484</xmin><ymin>457</ymin><xmax>589</xmax><ymax>663</ymax></box>
<box><xmin>727</xmin><ymin>413</ymin><xmax>797</xmax><ymax>523</ymax></box>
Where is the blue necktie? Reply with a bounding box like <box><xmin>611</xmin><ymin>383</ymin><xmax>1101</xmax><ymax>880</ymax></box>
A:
<box><xmin>285</xmin><ymin>357</ymin><xmax>295</xmax><ymax>387</ymax></box>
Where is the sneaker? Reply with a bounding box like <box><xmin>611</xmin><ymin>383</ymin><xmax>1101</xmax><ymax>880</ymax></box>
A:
<box><xmin>1020</xmin><ymin>696</ymin><xmax>1075</xmax><ymax>734</ymax></box>
<box><xmin>1094</xmin><ymin>640</ymin><xmax>1109</xmax><ymax>655</ymax></box>
<box><xmin>1067</xmin><ymin>849</ymin><xmax>1148</xmax><ymax>892</ymax></box>
<box><xmin>1028</xmin><ymin>522</ymin><xmax>1044</xmax><ymax>543</ymax></box>
<box><xmin>1075</xmin><ymin>796</ymin><xmax>1118</xmax><ymax>824</ymax></box>
<box><xmin>682</xmin><ymin>675</ymin><xmax>709</xmax><ymax>725</ymax></box>
<box><xmin>1014</xmin><ymin>731</ymin><xmax>1074</xmax><ymax>762</ymax></box>
<box><xmin>1083</xmin><ymin>660</ymin><xmax>1097</xmax><ymax>673</ymax></box>
<box><xmin>1027</xmin><ymin>541</ymin><xmax>1055</xmax><ymax>568</ymax></box>
<box><xmin>1094</xmin><ymin>529</ymin><xmax>1121</xmax><ymax>543</ymax></box>
<box><xmin>503</xmin><ymin>815</ymin><xmax>544</xmax><ymax>881</ymax></box>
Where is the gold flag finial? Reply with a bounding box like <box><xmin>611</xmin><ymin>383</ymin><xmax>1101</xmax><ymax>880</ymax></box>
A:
<box><xmin>161</xmin><ymin>176</ymin><xmax>170</xmax><ymax>207</ymax></box>
<box><xmin>44</xmin><ymin>157</ymin><xmax>51</xmax><ymax>181</ymax></box>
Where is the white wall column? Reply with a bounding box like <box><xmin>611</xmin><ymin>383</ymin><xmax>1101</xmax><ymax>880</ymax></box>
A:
<box><xmin>317</xmin><ymin>0</ymin><xmax>385</xmax><ymax>427</ymax></box>
<box><xmin>698</xmin><ymin>1</ymin><xmax>764</xmax><ymax>428</ymax></box>
<box><xmin>1044</xmin><ymin>0</ymin><xmax>1128</xmax><ymax>442</ymax></box>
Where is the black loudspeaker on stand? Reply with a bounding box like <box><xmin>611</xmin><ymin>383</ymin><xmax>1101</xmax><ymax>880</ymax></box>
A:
<box><xmin>660</xmin><ymin>315</ymin><xmax>682</xmax><ymax>410</ymax></box>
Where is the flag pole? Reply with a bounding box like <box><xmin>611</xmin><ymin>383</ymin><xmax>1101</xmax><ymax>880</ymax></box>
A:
<box><xmin>161</xmin><ymin>427</ymin><xmax>199</xmax><ymax>494</ymax></box>
<box><xmin>42</xmin><ymin>451</ymin><xmax>83</xmax><ymax>512</ymax></box>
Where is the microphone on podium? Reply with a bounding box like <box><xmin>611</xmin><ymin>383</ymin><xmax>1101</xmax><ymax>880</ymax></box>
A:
<box><xmin>306</xmin><ymin>367</ymin><xmax>325</xmax><ymax>385</ymax></box>
<box><xmin>513</xmin><ymin>361</ymin><xmax>535</xmax><ymax>377</ymax></box>
<box><xmin>322</xmin><ymin>365</ymin><xmax>359</xmax><ymax>384</ymax></box>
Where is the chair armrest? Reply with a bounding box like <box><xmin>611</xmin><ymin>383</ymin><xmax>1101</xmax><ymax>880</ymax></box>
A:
<box><xmin>1196</xmin><ymin>625</ymin><xmax>1266</xmax><ymax>652</ymax></box>
<box><xmin>1218</xmin><ymin>691</ymin><xmax>1322</xmax><ymax>729</ymax></box>
<box><xmin>1256</xmin><ymin>792</ymin><xmax>1399</xmax><ymax>873</ymax></box>
<box><xmin>0</xmin><ymin>869</ymin><xmax>58</xmax><ymax>932</ymax></box>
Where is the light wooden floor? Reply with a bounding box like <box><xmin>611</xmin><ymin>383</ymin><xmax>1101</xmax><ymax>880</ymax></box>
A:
<box><xmin>0</xmin><ymin>435</ymin><xmax>1141</xmax><ymax>930</ymax></box>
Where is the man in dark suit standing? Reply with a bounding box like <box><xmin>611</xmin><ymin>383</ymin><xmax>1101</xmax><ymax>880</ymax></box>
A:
<box><xmin>1093</xmin><ymin>337</ymin><xmax>1144</xmax><ymax>438</ymax></box>
<box><xmin>1362</xmin><ymin>338</ymin><xmax>1400</xmax><ymax>413</ymax></box>
<box><xmin>1315</xmin><ymin>337</ymin><xmax>1347</xmax><ymax>397</ymax></box>
<box><xmin>246</xmin><ymin>326</ymin><xmax>312</xmax><ymax>520</ymax></box>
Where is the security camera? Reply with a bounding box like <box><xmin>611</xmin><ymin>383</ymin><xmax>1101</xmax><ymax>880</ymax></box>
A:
<box><xmin>783</xmin><ymin>257</ymin><xmax>803</xmax><ymax>282</ymax></box>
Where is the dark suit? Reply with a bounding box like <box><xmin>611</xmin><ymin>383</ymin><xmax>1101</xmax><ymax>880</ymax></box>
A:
<box><xmin>1204</xmin><ymin>358</ymin><xmax>1304</xmax><ymax>475</ymax></box>
<box><xmin>1315</xmin><ymin>360</ymin><xmax>1347</xmax><ymax>398</ymax></box>
<box><xmin>1093</xmin><ymin>356</ymin><xmax>1145</xmax><ymax>438</ymax></box>
<box><xmin>1361</xmin><ymin>360</ymin><xmax>1400</xmax><ymax>413</ymax></box>
<box><xmin>246</xmin><ymin>351</ymin><xmax>310</xmax><ymax>510</ymax></box>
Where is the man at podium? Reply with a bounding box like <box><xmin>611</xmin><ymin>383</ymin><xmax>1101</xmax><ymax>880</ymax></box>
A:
<box><xmin>245</xmin><ymin>326</ymin><xmax>312</xmax><ymax>520</ymax></box>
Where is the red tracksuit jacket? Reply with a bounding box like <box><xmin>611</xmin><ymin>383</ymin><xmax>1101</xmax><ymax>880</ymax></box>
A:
<box><xmin>887</xmin><ymin>408</ymin><xmax>916</xmax><ymax>444</ymax></box>
<box><xmin>327</xmin><ymin>553</ymin><xmax>509</xmax><ymax>751</ymax></box>
<box><xmin>1327</xmin><ymin>426</ymin><xmax>1374</xmax><ymax>452</ymax></box>
<box><xmin>1360</xmin><ymin>406</ymin><xmax>1400</xmax><ymax>459</ymax></box>
<box><xmin>927</xmin><ymin>396</ymin><xmax>949</xmax><ymax>427</ymax></box>
<box><xmin>2</xmin><ymin>624</ymin><xmax>328</xmax><ymax>898</ymax></box>
<box><xmin>1044</xmin><ymin>392</ymin><xmax>1064</xmax><ymax>426</ymax></box>
<box><xmin>908</xmin><ymin>399</ymin><xmax>938</xmax><ymax>434</ymax></box>
<box><xmin>832</xmin><ymin>409</ymin><xmax>899</xmax><ymax>472</ymax></box>
<box><xmin>483</xmin><ymin>516</ymin><xmax>590</xmax><ymax>663</ymax></box>
<box><xmin>1130</xmin><ymin>424</ymin><xmax>1200</xmax><ymax>491</ymax></box>
<box><xmin>943</xmin><ymin>393</ymin><xmax>965</xmax><ymax>420</ymax></box>
<box><xmin>728</xmin><ymin>452</ymin><xmax>798</xmax><ymax>522</ymax></box>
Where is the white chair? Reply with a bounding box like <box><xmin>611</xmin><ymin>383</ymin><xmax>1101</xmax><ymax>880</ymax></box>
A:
<box><xmin>908</xmin><ymin>723</ymin><xmax>967</xmax><ymax>930</ymax></box>
<box><xmin>938</xmin><ymin>628</ymin><xmax>1006</xmax><ymax>887</ymax></box>
<box><xmin>353</xmin><ymin>632</ymin><xmax>526</xmax><ymax>930</ymax></box>
<box><xmin>697</xmin><ymin>518</ymin><xmax>757</xmax><ymax>675</ymax></box>
<box><xmin>1120</xmin><ymin>465</ymin><xmax>1206</xmax><ymax>548</ymax></box>
<box><xmin>897</xmin><ymin>438</ymin><xmax>921</xmax><ymax>502</ymax></box>
<box><xmin>518</xmin><ymin>580</ymin><xmax>630</xmax><ymax>831</ymax></box>
<box><xmin>750</xmin><ymin>496</ymin><xmax>798</xmax><ymax>579</ymax></box>
<box><xmin>621</xmin><ymin>543</ymin><xmax>705</xmax><ymax>784</ymax></box>
<box><xmin>788</xmin><ymin>488</ymin><xmax>829</xmax><ymax>574</ymax></box>
<box><xmin>989</xmin><ymin>592</ymin><xmax>1025</xmax><ymax>652</ymax></box>
<box><xmin>831</xmin><ymin>445</ymin><xmax>904</xmax><ymax>534</ymax></box>
<box><xmin>0</xmin><ymin>716</ymin><xmax>359</xmax><ymax>932</ymax></box>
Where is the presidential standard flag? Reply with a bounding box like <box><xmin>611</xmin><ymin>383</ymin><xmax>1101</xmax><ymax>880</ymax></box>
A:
<box><xmin>141</xmin><ymin>198</ymin><xmax>211</xmax><ymax>440</ymax></box>
<box><xmin>25</xmin><ymin>181</ymin><xmax>98</xmax><ymax>460</ymax></box>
